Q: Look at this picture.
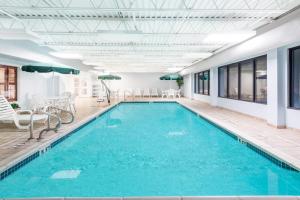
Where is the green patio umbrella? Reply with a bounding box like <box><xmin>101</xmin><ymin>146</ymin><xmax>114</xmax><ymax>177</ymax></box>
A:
<box><xmin>21</xmin><ymin>63</ymin><xmax>80</xmax><ymax>96</ymax></box>
<box><xmin>21</xmin><ymin>63</ymin><xmax>80</xmax><ymax>75</ymax></box>
<box><xmin>98</xmin><ymin>74</ymin><xmax>121</xmax><ymax>80</ymax></box>
<box><xmin>159</xmin><ymin>74</ymin><xmax>183</xmax><ymax>80</ymax></box>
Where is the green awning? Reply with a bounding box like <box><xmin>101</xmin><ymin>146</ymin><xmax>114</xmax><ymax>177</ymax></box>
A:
<box><xmin>160</xmin><ymin>74</ymin><xmax>183</xmax><ymax>80</ymax></box>
<box><xmin>21</xmin><ymin>63</ymin><xmax>80</xmax><ymax>75</ymax></box>
<box><xmin>98</xmin><ymin>75</ymin><xmax>121</xmax><ymax>80</ymax></box>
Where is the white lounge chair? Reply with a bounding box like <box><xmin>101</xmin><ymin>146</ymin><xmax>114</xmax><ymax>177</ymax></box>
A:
<box><xmin>151</xmin><ymin>88</ymin><xmax>159</xmax><ymax>97</ymax></box>
<box><xmin>143</xmin><ymin>88</ymin><xmax>151</xmax><ymax>98</ymax></box>
<box><xmin>0</xmin><ymin>95</ymin><xmax>49</xmax><ymax>137</ymax></box>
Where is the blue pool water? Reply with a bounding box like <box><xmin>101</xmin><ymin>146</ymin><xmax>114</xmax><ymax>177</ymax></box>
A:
<box><xmin>0</xmin><ymin>102</ymin><xmax>300</xmax><ymax>197</ymax></box>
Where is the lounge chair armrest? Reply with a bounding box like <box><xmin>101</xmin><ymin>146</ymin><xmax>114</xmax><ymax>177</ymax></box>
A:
<box><xmin>16</xmin><ymin>110</ymin><xmax>33</xmax><ymax>115</ymax></box>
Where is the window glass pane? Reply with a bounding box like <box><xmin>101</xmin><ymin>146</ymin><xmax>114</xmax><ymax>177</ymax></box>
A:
<box><xmin>0</xmin><ymin>66</ymin><xmax>17</xmax><ymax>101</ymax></box>
<box><xmin>199</xmin><ymin>72</ymin><xmax>203</xmax><ymax>94</ymax></box>
<box><xmin>255</xmin><ymin>56</ymin><xmax>267</xmax><ymax>104</ymax></box>
<box><xmin>228</xmin><ymin>64</ymin><xmax>239</xmax><ymax>99</ymax></box>
<box><xmin>0</xmin><ymin>84</ymin><xmax>5</xmax><ymax>96</ymax></box>
<box><xmin>218</xmin><ymin>67</ymin><xmax>227</xmax><ymax>97</ymax></box>
<box><xmin>194</xmin><ymin>73</ymin><xmax>198</xmax><ymax>93</ymax></box>
<box><xmin>8</xmin><ymin>68</ymin><xmax>16</xmax><ymax>83</ymax></box>
<box><xmin>291</xmin><ymin>48</ymin><xmax>300</xmax><ymax>108</ymax></box>
<box><xmin>8</xmin><ymin>84</ymin><xmax>16</xmax><ymax>100</ymax></box>
<box><xmin>0</xmin><ymin>67</ymin><xmax>5</xmax><ymax>83</ymax></box>
<box><xmin>240</xmin><ymin>61</ymin><xmax>254</xmax><ymax>101</ymax></box>
<box><xmin>203</xmin><ymin>71</ymin><xmax>209</xmax><ymax>95</ymax></box>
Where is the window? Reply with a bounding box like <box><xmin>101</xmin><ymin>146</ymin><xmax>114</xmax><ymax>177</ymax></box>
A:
<box><xmin>218</xmin><ymin>66</ymin><xmax>228</xmax><ymax>98</ymax></box>
<box><xmin>228</xmin><ymin>64</ymin><xmax>239</xmax><ymax>99</ymax></box>
<box><xmin>255</xmin><ymin>56</ymin><xmax>267</xmax><ymax>104</ymax></box>
<box><xmin>203</xmin><ymin>71</ymin><xmax>209</xmax><ymax>95</ymax></box>
<box><xmin>218</xmin><ymin>55</ymin><xmax>267</xmax><ymax>104</ymax></box>
<box><xmin>240</xmin><ymin>60</ymin><xmax>254</xmax><ymax>101</ymax></box>
<box><xmin>194</xmin><ymin>70</ymin><xmax>210</xmax><ymax>95</ymax></box>
<box><xmin>199</xmin><ymin>72</ymin><xmax>203</xmax><ymax>94</ymax></box>
<box><xmin>0</xmin><ymin>65</ymin><xmax>17</xmax><ymax>101</ymax></box>
<box><xmin>290</xmin><ymin>46</ymin><xmax>300</xmax><ymax>109</ymax></box>
<box><xmin>194</xmin><ymin>73</ymin><xmax>198</xmax><ymax>93</ymax></box>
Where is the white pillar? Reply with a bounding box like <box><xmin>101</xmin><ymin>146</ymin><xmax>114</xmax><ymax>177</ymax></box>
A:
<box><xmin>267</xmin><ymin>48</ymin><xmax>286</xmax><ymax>128</ymax></box>
<box><xmin>210</xmin><ymin>67</ymin><xmax>218</xmax><ymax>107</ymax></box>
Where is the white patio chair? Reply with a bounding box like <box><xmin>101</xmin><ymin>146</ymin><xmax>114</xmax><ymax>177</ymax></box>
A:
<box><xmin>134</xmin><ymin>88</ymin><xmax>142</xmax><ymax>98</ymax></box>
<box><xmin>175</xmin><ymin>89</ymin><xmax>181</xmax><ymax>98</ymax></box>
<box><xmin>60</xmin><ymin>92</ymin><xmax>76</xmax><ymax>113</ymax></box>
<box><xmin>168</xmin><ymin>89</ymin><xmax>176</xmax><ymax>98</ymax></box>
<box><xmin>0</xmin><ymin>95</ymin><xmax>49</xmax><ymax>136</ymax></box>
<box><xmin>143</xmin><ymin>88</ymin><xmax>151</xmax><ymax>98</ymax></box>
<box><xmin>97</xmin><ymin>90</ymin><xmax>106</xmax><ymax>103</ymax></box>
<box><xmin>161</xmin><ymin>90</ymin><xmax>168</xmax><ymax>98</ymax></box>
<box><xmin>124</xmin><ymin>89</ymin><xmax>133</xmax><ymax>100</ymax></box>
<box><xmin>30</xmin><ymin>94</ymin><xmax>50</xmax><ymax>113</ymax></box>
<box><xmin>150</xmin><ymin>88</ymin><xmax>159</xmax><ymax>97</ymax></box>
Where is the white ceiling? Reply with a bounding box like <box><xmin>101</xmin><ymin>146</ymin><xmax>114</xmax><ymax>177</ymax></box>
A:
<box><xmin>0</xmin><ymin>0</ymin><xmax>299</xmax><ymax>73</ymax></box>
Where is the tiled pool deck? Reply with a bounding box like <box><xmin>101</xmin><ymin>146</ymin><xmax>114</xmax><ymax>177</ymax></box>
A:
<box><xmin>0</xmin><ymin>97</ymin><xmax>300</xmax><ymax>199</ymax></box>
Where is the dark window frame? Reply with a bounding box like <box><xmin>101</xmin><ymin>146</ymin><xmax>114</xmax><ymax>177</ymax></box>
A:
<box><xmin>194</xmin><ymin>70</ymin><xmax>210</xmax><ymax>96</ymax></box>
<box><xmin>0</xmin><ymin>65</ymin><xmax>18</xmax><ymax>101</ymax></box>
<box><xmin>218</xmin><ymin>55</ymin><xmax>267</xmax><ymax>104</ymax></box>
<box><xmin>289</xmin><ymin>46</ymin><xmax>300</xmax><ymax>109</ymax></box>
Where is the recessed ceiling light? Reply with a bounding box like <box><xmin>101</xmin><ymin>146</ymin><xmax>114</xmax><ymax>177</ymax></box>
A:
<box><xmin>94</xmin><ymin>66</ymin><xmax>104</xmax><ymax>70</ymax></box>
<box><xmin>49</xmin><ymin>51</ymin><xmax>83</xmax><ymax>59</ymax></box>
<box><xmin>82</xmin><ymin>60</ymin><xmax>104</xmax><ymax>66</ymax></box>
<box><xmin>204</xmin><ymin>31</ymin><xmax>256</xmax><ymax>44</ymax></box>
<box><xmin>184</xmin><ymin>52</ymin><xmax>213</xmax><ymax>59</ymax></box>
<box><xmin>168</xmin><ymin>67</ymin><xmax>183</xmax><ymax>71</ymax></box>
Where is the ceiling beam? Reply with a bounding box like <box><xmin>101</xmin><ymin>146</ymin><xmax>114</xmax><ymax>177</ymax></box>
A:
<box><xmin>0</xmin><ymin>14</ymin><xmax>274</xmax><ymax>21</ymax></box>
<box><xmin>0</xmin><ymin>6</ymin><xmax>288</xmax><ymax>14</ymax></box>
<box><xmin>44</xmin><ymin>42</ymin><xmax>220</xmax><ymax>47</ymax></box>
<box><xmin>34</xmin><ymin>31</ymin><xmax>209</xmax><ymax>36</ymax></box>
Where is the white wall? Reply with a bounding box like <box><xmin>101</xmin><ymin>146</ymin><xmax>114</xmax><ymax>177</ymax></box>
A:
<box><xmin>183</xmin><ymin>74</ymin><xmax>192</xmax><ymax>98</ymax></box>
<box><xmin>181</xmin><ymin>8</ymin><xmax>300</xmax><ymax>129</ymax></box>
<box><xmin>100</xmin><ymin>73</ymin><xmax>178</xmax><ymax>93</ymax></box>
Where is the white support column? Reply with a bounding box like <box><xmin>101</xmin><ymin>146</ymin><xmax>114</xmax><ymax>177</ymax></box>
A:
<box><xmin>183</xmin><ymin>73</ymin><xmax>192</xmax><ymax>99</ymax></box>
<box><xmin>267</xmin><ymin>48</ymin><xmax>286</xmax><ymax>128</ymax></box>
<box><xmin>210</xmin><ymin>67</ymin><xmax>218</xmax><ymax>107</ymax></box>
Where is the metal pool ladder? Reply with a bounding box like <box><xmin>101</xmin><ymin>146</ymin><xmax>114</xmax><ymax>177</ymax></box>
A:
<box><xmin>28</xmin><ymin>106</ymin><xmax>75</xmax><ymax>140</ymax></box>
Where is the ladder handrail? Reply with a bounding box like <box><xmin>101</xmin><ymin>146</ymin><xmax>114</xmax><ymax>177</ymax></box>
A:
<box><xmin>101</xmin><ymin>80</ymin><xmax>111</xmax><ymax>104</ymax></box>
<box><xmin>36</xmin><ymin>106</ymin><xmax>75</xmax><ymax>140</ymax></box>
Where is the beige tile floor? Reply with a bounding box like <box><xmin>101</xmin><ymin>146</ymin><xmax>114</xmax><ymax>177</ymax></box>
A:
<box><xmin>1</xmin><ymin>97</ymin><xmax>300</xmax><ymax>173</ymax></box>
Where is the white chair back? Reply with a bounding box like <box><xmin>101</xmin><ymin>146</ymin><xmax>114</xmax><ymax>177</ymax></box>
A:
<box><xmin>30</xmin><ymin>94</ymin><xmax>47</xmax><ymax>111</ymax></box>
<box><xmin>134</xmin><ymin>88</ymin><xmax>142</xmax><ymax>96</ymax></box>
<box><xmin>61</xmin><ymin>92</ymin><xmax>72</xmax><ymax>98</ymax></box>
<box><xmin>0</xmin><ymin>95</ymin><xmax>15</xmax><ymax>121</ymax></box>
<box><xmin>151</xmin><ymin>88</ymin><xmax>159</xmax><ymax>96</ymax></box>
<box><xmin>143</xmin><ymin>88</ymin><xmax>151</xmax><ymax>96</ymax></box>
